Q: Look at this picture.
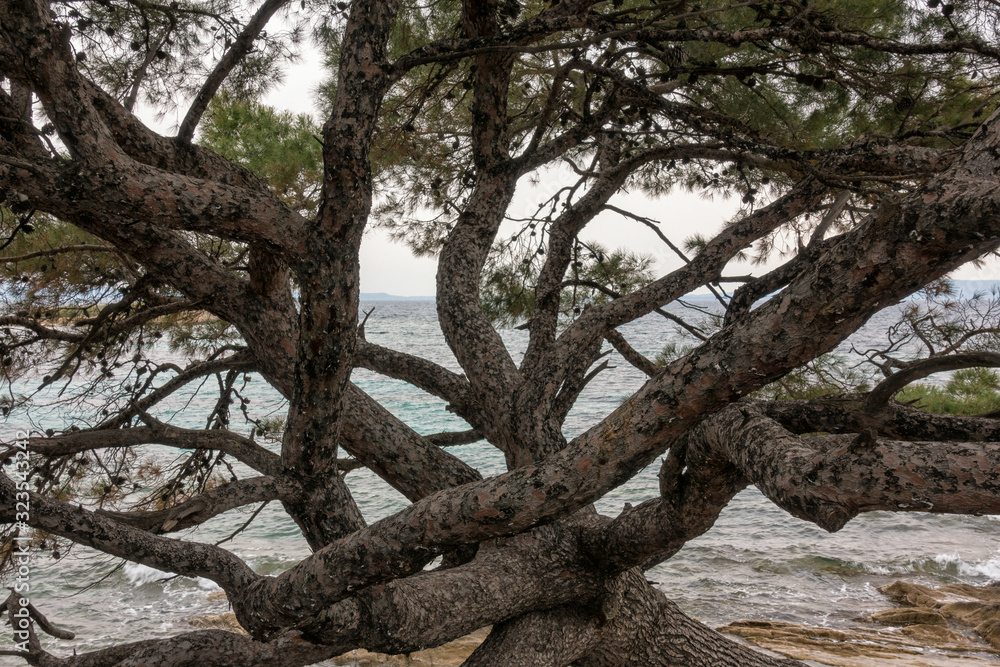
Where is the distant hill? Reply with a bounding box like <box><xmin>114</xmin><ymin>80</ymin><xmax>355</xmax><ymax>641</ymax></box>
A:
<box><xmin>360</xmin><ymin>293</ymin><xmax>435</xmax><ymax>301</ymax></box>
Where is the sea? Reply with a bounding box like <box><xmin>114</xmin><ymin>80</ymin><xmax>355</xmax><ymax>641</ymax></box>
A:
<box><xmin>1</xmin><ymin>298</ymin><xmax>998</xmax><ymax>664</ymax></box>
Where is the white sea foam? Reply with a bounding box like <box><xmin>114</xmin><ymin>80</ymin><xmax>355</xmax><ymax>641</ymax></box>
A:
<box><xmin>932</xmin><ymin>553</ymin><xmax>1000</xmax><ymax>581</ymax></box>
<box><xmin>859</xmin><ymin>554</ymin><xmax>1000</xmax><ymax>581</ymax></box>
<box><xmin>122</xmin><ymin>562</ymin><xmax>172</xmax><ymax>586</ymax></box>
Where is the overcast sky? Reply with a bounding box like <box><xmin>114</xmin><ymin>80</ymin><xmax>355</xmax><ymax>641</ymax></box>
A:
<box><xmin>135</xmin><ymin>42</ymin><xmax>1000</xmax><ymax>297</ymax></box>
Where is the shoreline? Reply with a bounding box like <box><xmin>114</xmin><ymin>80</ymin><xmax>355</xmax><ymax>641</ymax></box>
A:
<box><xmin>187</xmin><ymin>580</ymin><xmax>1000</xmax><ymax>667</ymax></box>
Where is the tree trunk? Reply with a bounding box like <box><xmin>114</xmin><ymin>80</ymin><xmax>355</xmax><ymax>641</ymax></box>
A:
<box><xmin>463</xmin><ymin>569</ymin><xmax>805</xmax><ymax>667</ymax></box>
<box><xmin>575</xmin><ymin>571</ymin><xmax>804</xmax><ymax>667</ymax></box>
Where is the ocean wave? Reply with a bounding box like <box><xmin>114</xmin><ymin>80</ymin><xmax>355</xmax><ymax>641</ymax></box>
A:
<box><xmin>931</xmin><ymin>553</ymin><xmax>1000</xmax><ymax>580</ymax></box>
<box><xmin>122</xmin><ymin>563</ymin><xmax>172</xmax><ymax>586</ymax></box>
<box><xmin>121</xmin><ymin>562</ymin><xmax>221</xmax><ymax>591</ymax></box>
<box><xmin>856</xmin><ymin>553</ymin><xmax>1000</xmax><ymax>581</ymax></box>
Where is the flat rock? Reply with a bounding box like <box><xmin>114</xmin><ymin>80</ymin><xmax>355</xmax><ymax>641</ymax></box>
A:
<box><xmin>878</xmin><ymin>581</ymin><xmax>1000</xmax><ymax>650</ymax></box>
<box><xmin>724</xmin><ymin>581</ymin><xmax>1000</xmax><ymax>666</ymax></box>
<box><xmin>329</xmin><ymin>628</ymin><xmax>490</xmax><ymax>667</ymax></box>
<box><xmin>185</xmin><ymin>612</ymin><xmax>486</xmax><ymax>667</ymax></box>
<box><xmin>720</xmin><ymin>620</ymin><xmax>998</xmax><ymax>667</ymax></box>
<box><xmin>188</xmin><ymin>612</ymin><xmax>246</xmax><ymax>635</ymax></box>
<box><xmin>862</xmin><ymin>608</ymin><xmax>949</xmax><ymax>627</ymax></box>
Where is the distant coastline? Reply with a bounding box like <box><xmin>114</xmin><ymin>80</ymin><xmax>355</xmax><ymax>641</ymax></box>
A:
<box><xmin>360</xmin><ymin>280</ymin><xmax>1000</xmax><ymax>304</ymax></box>
<box><xmin>360</xmin><ymin>293</ymin><xmax>435</xmax><ymax>301</ymax></box>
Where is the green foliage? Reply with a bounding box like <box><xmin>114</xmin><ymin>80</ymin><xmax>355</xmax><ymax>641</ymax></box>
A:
<box><xmin>480</xmin><ymin>241</ymin><xmax>654</xmax><ymax>328</ymax></box>
<box><xmin>654</xmin><ymin>341</ymin><xmax>696</xmax><ymax>368</ymax></box>
<box><xmin>0</xmin><ymin>209</ymin><xmax>130</xmax><ymax>383</ymax></box>
<box><xmin>361</xmin><ymin>0</ymin><xmax>1000</xmax><ymax>290</ymax></box>
<box><xmin>946</xmin><ymin>367</ymin><xmax>1000</xmax><ymax>397</ymax></box>
<box><xmin>57</xmin><ymin>0</ymin><xmax>299</xmax><ymax>112</ymax></box>
<box><xmin>898</xmin><ymin>368</ymin><xmax>1000</xmax><ymax>416</ymax></box>
<box><xmin>480</xmin><ymin>261</ymin><xmax>536</xmax><ymax>329</ymax></box>
<box><xmin>148</xmin><ymin>312</ymin><xmax>243</xmax><ymax>357</ymax></box>
<box><xmin>755</xmin><ymin>354</ymin><xmax>872</xmax><ymax>401</ymax></box>
<box><xmin>0</xmin><ymin>210</ymin><xmax>123</xmax><ymax>302</ymax></box>
<box><xmin>572</xmin><ymin>245</ymin><xmax>655</xmax><ymax>304</ymax></box>
<box><xmin>199</xmin><ymin>94</ymin><xmax>323</xmax><ymax>215</ymax></box>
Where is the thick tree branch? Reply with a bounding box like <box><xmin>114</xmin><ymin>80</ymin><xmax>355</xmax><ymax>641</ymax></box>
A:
<box><xmin>703</xmin><ymin>403</ymin><xmax>1000</xmax><ymax>532</ymax></box>
<box><xmin>425</xmin><ymin>429</ymin><xmax>483</xmax><ymax>447</ymax></box>
<box><xmin>240</xmin><ymin>108</ymin><xmax>1000</xmax><ymax>635</ymax></box>
<box><xmin>434</xmin><ymin>1</ymin><xmax>523</xmax><ymax>464</ymax></box>
<box><xmin>25</xmin><ymin>629</ymin><xmax>345</xmax><ymax>667</ymax></box>
<box><xmin>724</xmin><ymin>235</ymin><xmax>841</xmax><ymax>327</ymax></box>
<box><xmin>29</xmin><ymin>424</ymin><xmax>280</xmax><ymax>476</ymax></box>
<box><xmin>294</xmin><ymin>517</ymin><xmax>603</xmax><ymax>649</ymax></box>
<box><xmin>762</xmin><ymin>393</ymin><xmax>1000</xmax><ymax>443</ymax></box>
<box><xmin>354</xmin><ymin>339</ymin><xmax>474</xmax><ymax>414</ymax></box>
<box><xmin>0</xmin><ymin>472</ymin><xmax>258</xmax><ymax>592</ymax></box>
<box><xmin>281</xmin><ymin>0</ymin><xmax>402</xmax><ymax>485</ymax></box>
<box><xmin>1</xmin><ymin>3</ymin><xmax>307</xmax><ymax>255</ymax></box>
<box><xmin>604</xmin><ymin>328</ymin><xmax>658</xmax><ymax>377</ymax></box>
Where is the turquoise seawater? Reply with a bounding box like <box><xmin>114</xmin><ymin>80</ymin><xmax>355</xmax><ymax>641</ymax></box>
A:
<box><xmin>1</xmin><ymin>300</ymin><xmax>998</xmax><ymax>663</ymax></box>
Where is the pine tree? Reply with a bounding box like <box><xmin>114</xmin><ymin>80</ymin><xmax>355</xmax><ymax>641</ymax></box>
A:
<box><xmin>3</xmin><ymin>0</ymin><xmax>1000</xmax><ymax>664</ymax></box>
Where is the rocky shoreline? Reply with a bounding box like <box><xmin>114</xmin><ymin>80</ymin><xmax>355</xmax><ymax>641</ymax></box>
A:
<box><xmin>191</xmin><ymin>581</ymin><xmax>1000</xmax><ymax>666</ymax></box>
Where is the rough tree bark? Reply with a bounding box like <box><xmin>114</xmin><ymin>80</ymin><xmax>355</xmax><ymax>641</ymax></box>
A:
<box><xmin>2</xmin><ymin>0</ymin><xmax>1000</xmax><ymax>665</ymax></box>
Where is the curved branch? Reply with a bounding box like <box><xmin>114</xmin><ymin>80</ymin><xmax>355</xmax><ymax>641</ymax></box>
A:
<box><xmin>354</xmin><ymin>339</ymin><xmax>474</xmax><ymax>413</ymax></box>
<box><xmin>26</xmin><ymin>629</ymin><xmax>345</xmax><ymax>667</ymax></box>
<box><xmin>41</xmin><ymin>161</ymin><xmax>306</xmax><ymax>253</ymax></box>
<box><xmin>864</xmin><ymin>351</ymin><xmax>1000</xmax><ymax>412</ymax></box>
<box><xmin>0</xmin><ymin>472</ymin><xmax>258</xmax><ymax>592</ymax></box>
<box><xmin>762</xmin><ymin>393</ymin><xmax>1000</xmax><ymax>442</ymax></box>
<box><xmin>604</xmin><ymin>328</ymin><xmax>658</xmax><ymax>378</ymax></box>
<box><xmin>2</xmin><ymin>0</ymin><xmax>306</xmax><ymax>255</ymax></box>
<box><xmin>82</xmin><ymin>76</ymin><xmax>267</xmax><ymax>191</ymax></box>
<box><xmin>32</xmin><ymin>424</ymin><xmax>281</xmax><ymax>476</ymax></box>
<box><xmin>97</xmin><ymin>476</ymin><xmax>294</xmax><ymax>534</ymax></box>
<box><xmin>434</xmin><ymin>1</ymin><xmax>522</xmax><ymax>462</ymax></box>
<box><xmin>0</xmin><ymin>317</ymin><xmax>82</xmax><ymax>343</ymax></box>
<box><xmin>1</xmin><ymin>590</ymin><xmax>74</xmax><ymax>641</ymax></box>
<box><xmin>703</xmin><ymin>403</ymin><xmax>1000</xmax><ymax>532</ymax></box>
<box><xmin>101</xmin><ymin>351</ymin><xmax>256</xmax><ymax>429</ymax></box>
